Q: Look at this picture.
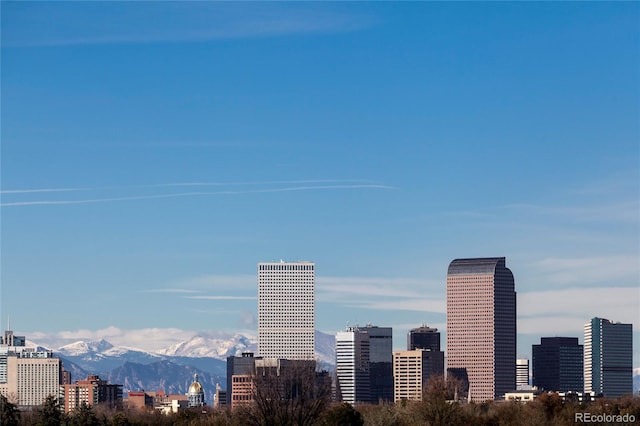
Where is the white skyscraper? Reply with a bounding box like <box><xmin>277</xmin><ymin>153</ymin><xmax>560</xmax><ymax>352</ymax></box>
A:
<box><xmin>516</xmin><ymin>359</ymin><xmax>529</xmax><ymax>389</ymax></box>
<box><xmin>336</xmin><ymin>327</ymin><xmax>370</xmax><ymax>404</ymax></box>
<box><xmin>257</xmin><ymin>261</ymin><xmax>315</xmax><ymax>360</ymax></box>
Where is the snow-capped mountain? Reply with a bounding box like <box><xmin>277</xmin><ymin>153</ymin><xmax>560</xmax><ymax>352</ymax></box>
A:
<box><xmin>58</xmin><ymin>338</ymin><xmax>114</xmax><ymax>356</ymax></box>
<box><xmin>42</xmin><ymin>330</ymin><xmax>335</xmax><ymax>375</ymax></box>
<box><xmin>156</xmin><ymin>333</ymin><xmax>257</xmax><ymax>359</ymax></box>
<box><xmin>56</xmin><ymin>339</ymin><xmax>164</xmax><ymax>373</ymax></box>
<box><xmin>34</xmin><ymin>330</ymin><xmax>336</xmax><ymax>395</ymax></box>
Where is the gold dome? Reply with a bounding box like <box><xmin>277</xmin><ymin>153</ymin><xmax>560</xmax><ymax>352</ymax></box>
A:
<box><xmin>188</xmin><ymin>373</ymin><xmax>204</xmax><ymax>396</ymax></box>
<box><xmin>188</xmin><ymin>381</ymin><xmax>203</xmax><ymax>395</ymax></box>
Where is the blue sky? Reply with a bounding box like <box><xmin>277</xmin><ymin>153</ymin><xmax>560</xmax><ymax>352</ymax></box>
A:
<box><xmin>1</xmin><ymin>2</ymin><xmax>638</xmax><ymax>366</ymax></box>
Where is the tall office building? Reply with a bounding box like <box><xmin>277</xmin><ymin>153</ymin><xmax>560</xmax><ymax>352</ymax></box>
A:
<box><xmin>335</xmin><ymin>326</ymin><xmax>370</xmax><ymax>404</ymax></box>
<box><xmin>393</xmin><ymin>349</ymin><xmax>444</xmax><ymax>402</ymax></box>
<box><xmin>0</xmin><ymin>326</ymin><xmax>62</xmax><ymax>408</ymax></box>
<box><xmin>2</xmin><ymin>351</ymin><xmax>61</xmax><ymax>408</ymax></box>
<box><xmin>446</xmin><ymin>257</ymin><xmax>516</xmax><ymax>401</ymax></box>
<box><xmin>584</xmin><ymin>317</ymin><xmax>633</xmax><ymax>398</ymax></box>
<box><xmin>363</xmin><ymin>325</ymin><xmax>393</xmax><ymax>403</ymax></box>
<box><xmin>516</xmin><ymin>359</ymin><xmax>529</xmax><ymax>388</ymax></box>
<box><xmin>532</xmin><ymin>337</ymin><xmax>583</xmax><ymax>392</ymax></box>
<box><xmin>407</xmin><ymin>325</ymin><xmax>440</xmax><ymax>351</ymax></box>
<box><xmin>258</xmin><ymin>261</ymin><xmax>315</xmax><ymax>360</ymax></box>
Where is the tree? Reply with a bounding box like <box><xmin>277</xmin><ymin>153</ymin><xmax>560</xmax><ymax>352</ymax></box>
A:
<box><xmin>414</xmin><ymin>375</ymin><xmax>464</xmax><ymax>426</ymax></box>
<box><xmin>242</xmin><ymin>360</ymin><xmax>331</xmax><ymax>426</ymax></box>
<box><xmin>0</xmin><ymin>393</ymin><xmax>20</xmax><ymax>426</ymax></box>
<box><xmin>319</xmin><ymin>403</ymin><xmax>363</xmax><ymax>426</ymax></box>
<box><xmin>67</xmin><ymin>402</ymin><xmax>100</xmax><ymax>426</ymax></box>
<box><xmin>34</xmin><ymin>395</ymin><xmax>62</xmax><ymax>426</ymax></box>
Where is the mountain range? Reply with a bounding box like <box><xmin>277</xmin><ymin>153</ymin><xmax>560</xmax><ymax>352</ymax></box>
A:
<box><xmin>33</xmin><ymin>331</ymin><xmax>336</xmax><ymax>400</ymax></box>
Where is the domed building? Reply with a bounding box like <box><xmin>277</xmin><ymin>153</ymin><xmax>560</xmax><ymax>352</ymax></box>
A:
<box><xmin>187</xmin><ymin>373</ymin><xmax>205</xmax><ymax>407</ymax></box>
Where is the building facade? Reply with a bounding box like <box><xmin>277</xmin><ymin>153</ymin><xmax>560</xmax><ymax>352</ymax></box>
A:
<box><xmin>336</xmin><ymin>326</ymin><xmax>371</xmax><ymax>404</ymax></box>
<box><xmin>61</xmin><ymin>374</ymin><xmax>122</xmax><ymax>413</ymax></box>
<box><xmin>227</xmin><ymin>352</ymin><xmax>258</xmax><ymax>407</ymax></box>
<box><xmin>407</xmin><ymin>325</ymin><xmax>440</xmax><ymax>352</ymax></box>
<box><xmin>187</xmin><ymin>373</ymin><xmax>205</xmax><ymax>407</ymax></box>
<box><xmin>393</xmin><ymin>349</ymin><xmax>444</xmax><ymax>402</ymax></box>
<box><xmin>532</xmin><ymin>337</ymin><xmax>583</xmax><ymax>392</ymax></box>
<box><xmin>516</xmin><ymin>359</ymin><xmax>529</xmax><ymax>389</ymax></box>
<box><xmin>446</xmin><ymin>257</ymin><xmax>516</xmax><ymax>401</ymax></box>
<box><xmin>258</xmin><ymin>261</ymin><xmax>315</xmax><ymax>360</ymax></box>
<box><xmin>4</xmin><ymin>351</ymin><xmax>61</xmax><ymax>408</ymax></box>
<box><xmin>584</xmin><ymin>317</ymin><xmax>633</xmax><ymax>398</ymax></box>
<box><xmin>0</xmin><ymin>326</ymin><xmax>26</xmax><ymax>385</ymax></box>
<box><xmin>363</xmin><ymin>324</ymin><xmax>393</xmax><ymax>403</ymax></box>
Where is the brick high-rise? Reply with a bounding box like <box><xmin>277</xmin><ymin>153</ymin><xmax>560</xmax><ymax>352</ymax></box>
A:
<box><xmin>446</xmin><ymin>257</ymin><xmax>516</xmax><ymax>401</ymax></box>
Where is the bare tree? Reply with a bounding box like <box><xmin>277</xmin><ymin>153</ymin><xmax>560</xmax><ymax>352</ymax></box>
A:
<box><xmin>240</xmin><ymin>360</ymin><xmax>331</xmax><ymax>426</ymax></box>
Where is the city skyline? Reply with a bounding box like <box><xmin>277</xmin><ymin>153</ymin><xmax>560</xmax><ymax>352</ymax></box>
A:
<box><xmin>1</xmin><ymin>2</ymin><xmax>638</xmax><ymax>369</ymax></box>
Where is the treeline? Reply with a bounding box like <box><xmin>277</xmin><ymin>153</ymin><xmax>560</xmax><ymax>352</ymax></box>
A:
<box><xmin>2</xmin><ymin>388</ymin><xmax>639</xmax><ymax>426</ymax></box>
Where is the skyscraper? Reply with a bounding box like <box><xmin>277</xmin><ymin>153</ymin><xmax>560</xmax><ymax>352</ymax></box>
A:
<box><xmin>584</xmin><ymin>317</ymin><xmax>633</xmax><ymax>398</ymax></box>
<box><xmin>258</xmin><ymin>261</ymin><xmax>315</xmax><ymax>360</ymax></box>
<box><xmin>363</xmin><ymin>324</ymin><xmax>393</xmax><ymax>403</ymax></box>
<box><xmin>0</xmin><ymin>326</ymin><xmax>62</xmax><ymax>408</ymax></box>
<box><xmin>335</xmin><ymin>326</ymin><xmax>370</xmax><ymax>404</ymax></box>
<box><xmin>407</xmin><ymin>325</ymin><xmax>440</xmax><ymax>352</ymax></box>
<box><xmin>446</xmin><ymin>257</ymin><xmax>516</xmax><ymax>401</ymax></box>
<box><xmin>516</xmin><ymin>359</ymin><xmax>529</xmax><ymax>389</ymax></box>
<box><xmin>393</xmin><ymin>349</ymin><xmax>444</xmax><ymax>402</ymax></box>
<box><xmin>532</xmin><ymin>337</ymin><xmax>583</xmax><ymax>392</ymax></box>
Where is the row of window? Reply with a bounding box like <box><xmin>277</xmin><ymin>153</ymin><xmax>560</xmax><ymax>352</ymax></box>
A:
<box><xmin>259</xmin><ymin>264</ymin><xmax>314</xmax><ymax>271</ymax></box>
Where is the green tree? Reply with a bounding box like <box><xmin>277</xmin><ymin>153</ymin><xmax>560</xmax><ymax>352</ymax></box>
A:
<box><xmin>67</xmin><ymin>402</ymin><xmax>100</xmax><ymax>426</ymax></box>
<box><xmin>0</xmin><ymin>393</ymin><xmax>20</xmax><ymax>426</ymax></box>
<box><xmin>34</xmin><ymin>395</ymin><xmax>62</xmax><ymax>426</ymax></box>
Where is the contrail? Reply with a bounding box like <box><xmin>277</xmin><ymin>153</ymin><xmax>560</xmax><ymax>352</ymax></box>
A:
<box><xmin>1</xmin><ymin>184</ymin><xmax>394</xmax><ymax>207</ymax></box>
<box><xmin>0</xmin><ymin>188</ymin><xmax>89</xmax><ymax>194</ymax></box>
<box><xmin>0</xmin><ymin>179</ymin><xmax>377</xmax><ymax>194</ymax></box>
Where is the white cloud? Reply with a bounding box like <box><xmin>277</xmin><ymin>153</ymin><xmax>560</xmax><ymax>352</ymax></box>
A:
<box><xmin>531</xmin><ymin>255</ymin><xmax>639</xmax><ymax>287</ymax></box>
<box><xmin>518</xmin><ymin>287</ymin><xmax>639</xmax><ymax>334</ymax></box>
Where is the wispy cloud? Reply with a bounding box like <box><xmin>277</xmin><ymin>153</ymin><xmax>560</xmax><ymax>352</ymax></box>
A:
<box><xmin>525</xmin><ymin>255</ymin><xmax>640</xmax><ymax>288</ymax></box>
<box><xmin>317</xmin><ymin>276</ymin><xmax>445</xmax><ymax>313</ymax></box>
<box><xmin>502</xmin><ymin>201</ymin><xmax>639</xmax><ymax>224</ymax></box>
<box><xmin>0</xmin><ymin>188</ymin><xmax>88</xmax><ymax>194</ymax></box>
<box><xmin>518</xmin><ymin>286</ymin><xmax>639</xmax><ymax>335</ymax></box>
<box><xmin>142</xmin><ymin>289</ymin><xmax>202</xmax><ymax>294</ymax></box>
<box><xmin>3</xmin><ymin>3</ymin><xmax>376</xmax><ymax>48</ymax></box>
<box><xmin>184</xmin><ymin>295</ymin><xmax>256</xmax><ymax>300</ymax></box>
